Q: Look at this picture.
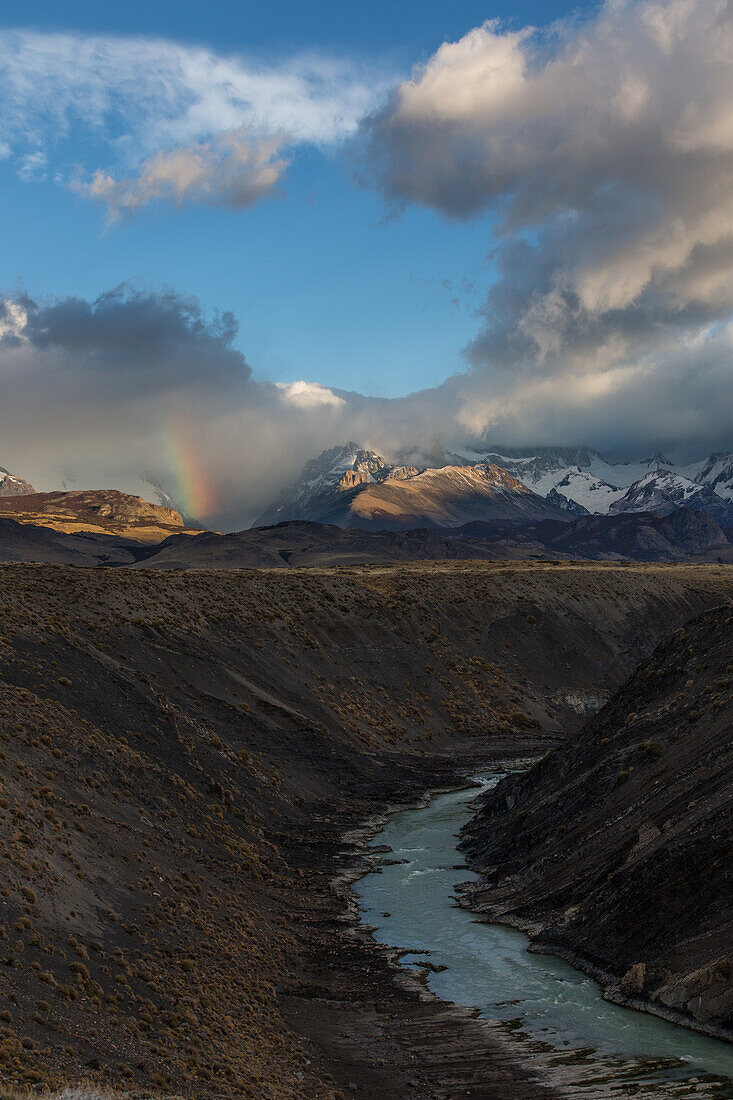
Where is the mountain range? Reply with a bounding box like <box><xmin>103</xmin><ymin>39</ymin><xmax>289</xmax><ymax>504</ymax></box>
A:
<box><xmin>1</xmin><ymin>442</ymin><xmax>732</xmax><ymax>563</ymax></box>
<box><xmin>259</xmin><ymin>443</ymin><xmax>733</xmax><ymax>530</ymax></box>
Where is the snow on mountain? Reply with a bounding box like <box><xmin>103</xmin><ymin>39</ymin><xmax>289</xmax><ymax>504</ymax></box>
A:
<box><xmin>692</xmin><ymin>452</ymin><xmax>733</xmax><ymax>502</ymax></box>
<box><xmin>609</xmin><ymin>470</ymin><xmax>733</xmax><ymax>526</ymax></box>
<box><xmin>257</xmin><ymin>442</ymin><xmax>733</xmax><ymax>528</ymax></box>
<box><xmin>254</xmin><ymin>443</ymin><xmax>569</xmax><ymax>530</ymax></box>
<box><xmin>255</xmin><ymin>442</ymin><xmax>404</xmax><ymax>526</ymax></box>
<box><xmin>0</xmin><ymin>466</ymin><xmax>35</xmax><ymax>497</ymax></box>
<box><xmin>318</xmin><ymin>462</ymin><xmax>568</xmax><ymax>530</ymax></box>
<box><xmin>546</xmin><ymin>486</ymin><xmax>590</xmax><ymax>516</ymax></box>
<box><xmin>473</xmin><ymin>447</ymin><xmax>718</xmax><ymax>515</ymax></box>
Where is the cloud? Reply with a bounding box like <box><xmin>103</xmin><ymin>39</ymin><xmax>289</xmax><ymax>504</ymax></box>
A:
<box><xmin>74</xmin><ymin>132</ymin><xmax>289</xmax><ymax>220</ymax></box>
<box><xmin>275</xmin><ymin>380</ymin><xmax>345</xmax><ymax>408</ymax></box>
<box><xmin>0</xmin><ymin>30</ymin><xmax>390</xmax><ymax>215</ymax></box>
<box><xmin>0</xmin><ymin>280</ymin><xmax>730</xmax><ymax>531</ymax></box>
<box><xmin>1</xmin><ymin>5</ymin><xmax>732</xmax><ymax>521</ymax></box>
<box><xmin>360</xmin><ymin>0</ymin><xmax>733</xmax><ymax>446</ymax></box>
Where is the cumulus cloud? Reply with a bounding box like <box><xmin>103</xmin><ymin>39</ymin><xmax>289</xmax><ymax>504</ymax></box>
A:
<box><xmin>275</xmin><ymin>380</ymin><xmax>346</xmax><ymax>409</ymax></box>
<box><xmin>0</xmin><ymin>280</ymin><xmax>730</xmax><ymax>530</ymax></box>
<box><xmin>0</xmin><ymin>30</ymin><xmax>389</xmax><ymax>216</ymax></box>
<box><xmin>1</xmin><ymin>4</ymin><xmax>732</xmax><ymax>522</ymax></box>
<box><xmin>361</xmin><ymin>0</ymin><xmax>733</xmax><ymax>448</ymax></box>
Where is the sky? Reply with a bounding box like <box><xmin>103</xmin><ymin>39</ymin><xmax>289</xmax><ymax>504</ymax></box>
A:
<box><xmin>1</xmin><ymin>0</ymin><xmax>732</xmax><ymax>527</ymax></box>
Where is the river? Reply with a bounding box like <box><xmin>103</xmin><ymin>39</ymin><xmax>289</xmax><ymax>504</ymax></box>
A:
<box><xmin>354</xmin><ymin>776</ymin><xmax>733</xmax><ymax>1095</ymax></box>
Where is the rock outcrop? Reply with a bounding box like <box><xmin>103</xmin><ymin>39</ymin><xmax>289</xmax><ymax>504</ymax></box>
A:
<box><xmin>0</xmin><ymin>488</ymin><xmax>192</xmax><ymax>543</ymax></box>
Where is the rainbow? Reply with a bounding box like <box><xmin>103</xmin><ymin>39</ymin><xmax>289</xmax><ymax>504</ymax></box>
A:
<box><xmin>163</xmin><ymin>411</ymin><xmax>218</xmax><ymax>521</ymax></box>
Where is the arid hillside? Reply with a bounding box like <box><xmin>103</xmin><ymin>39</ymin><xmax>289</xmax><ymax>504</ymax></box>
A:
<box><xmin>0</xmin><ymin>562</ymin><xmax>730</xmax><ymax>1097</ymax></box>
<box><xmin>461</xmin><ymin>604</ymin><xmax>732</xmax><ymax>1039</ymax></box>
<box><xmin>0</xmin><ymin>491</ymin><xmax>194</xmax><ymax>544</ymax></box>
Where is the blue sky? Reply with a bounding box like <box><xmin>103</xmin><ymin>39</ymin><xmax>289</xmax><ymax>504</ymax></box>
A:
<box><xmin>1</xmin><ymin>0</ymin><xmax>730</xmax><ymax>519</ymax></box>
<box><xmin>0</xmin><ymin>0</ymin><xmax>572</xmax><ymax>398</ymax></box>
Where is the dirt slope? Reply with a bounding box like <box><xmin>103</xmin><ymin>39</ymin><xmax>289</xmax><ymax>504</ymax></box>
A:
<box><xmin>0</xmin><ymin>562</ymin><xmax>730</xmax><ymax>1096</ymax></box>
<box><xmin>461</xmin><ymin>604</ymin><xmax>733</xmax><ymax>1038</ymax></box>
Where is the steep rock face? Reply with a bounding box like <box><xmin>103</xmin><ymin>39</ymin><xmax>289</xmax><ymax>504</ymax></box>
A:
<box><xmin>545</xmin><ymin>486</ymin><xmax>590</xmax><ymax>516</ymax></box>
<box><xmin>0</xmin><ymin>489</ymin><xmax>188</xmax><ymax>543</ymax></box>
<box><xmin>460</xmin><ymin>605</ymin><xmax>733</xmax><ymax>1037</ymax></box>
<box><xmin>609</xmin><ymin>470</ymin><xmax>733</xmax><ymax>526</ymax></box>
<box><xmin>255</xmin><ymin>442</ymin><xmax>399</xmax><ymax>525</ymax></box>
<box><xmin>693</xmin><ymin>452</ymin><xmax>733</xmax><ymax>502</ymax></box>
<box><xmin>0</xmin><ymin>466</ymin><xmax>35</xmax><ymax>496</ymax></box>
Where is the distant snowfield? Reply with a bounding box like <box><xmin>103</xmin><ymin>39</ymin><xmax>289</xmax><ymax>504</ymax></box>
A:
<box><xmin>472</xmin><ymin>449</ymin><xmax>733</xmax><ymax>520</ymax></box>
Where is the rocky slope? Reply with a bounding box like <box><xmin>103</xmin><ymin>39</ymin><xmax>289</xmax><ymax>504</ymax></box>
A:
<box><xmin>0</xmin><ymin>518</ymin><xmax>142</xmax><ymax>566</ymax></box>
<box><xmin>453</xmin><ymin>508</ymin><xmax>732</xmax><ymax>563</ymax></box>
<box><xmin>0</xmin><ymin>489</ymin><xmax>195</xmax><ymax>544</ymax></box>
<box><xmin>1</xmin><ymin>508</ymin><xmax>729</xmax><ymax>568</ymax></box>
<box><xmin>256</xmin><ymin>445</ymin><xmax>567</xmax><ymax>530</ymax></box>
<box><xmin>320</xmin><ymin>464</ymin><xmax>567</xmax><ymax>530</ymax></box>
<box><xmin>0</xmin><ymin>467</ymin><xmax>35</xmax><ymax>497</ymax></box>
<box><xmin>460</xmin><ymin>604</ymin><xmax>733</xmax><ymax>1039</ymax></box>
<box><xmin>132</xmin><ymin>521</ymin><xmax>465</xmax><ymax>569</ymax></box>
<box><xmin>258</xmin><ymin>441</ymin><xmax>733</xmax><ymax>528</ymax></box>
<box><xmin>0</xmin><ymin>562</ymin><xmax>730</xmax><ymax>1097</ymax></box>
<box><xmin>609</xmin><ymin>470</ymin><xmax>733</xmax><ymax>526</ymax></box>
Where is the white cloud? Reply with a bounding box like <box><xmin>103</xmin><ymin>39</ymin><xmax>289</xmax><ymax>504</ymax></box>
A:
<box><xmin>0</xmin><ymin>30</ymin><xmax>390</xmax><ymax>215</ymax></box>
<box><xmin>275</xmin><ymin>380</ymin><xmax>345</xmax><ymax>408</ymax></box>
<box><xmin>359</xmin><ymin>0</ymin><xmax>733</xmax><ymax>449</ymax></box>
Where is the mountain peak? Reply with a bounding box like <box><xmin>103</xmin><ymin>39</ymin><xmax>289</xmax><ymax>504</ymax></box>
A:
<box><xmin>645</xmin><ymin>451</ymin><xmax>675</xmax><ymax>468</ymax></box>
<box><xmin>0</xmin><ymin>466</ymin><xmax>36</xmax><ymax>497</ymax></box>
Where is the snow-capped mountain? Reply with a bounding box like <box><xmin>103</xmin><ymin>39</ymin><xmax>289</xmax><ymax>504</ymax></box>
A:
<box><xmin>466</xmin><ymin>446</ymin><xmax>733</xmax><ymax>520</ymax></box>
<box><xmin>255</xmin><ymin>443</ymin><xmax>567</xmax><ymax>529</ymax></box>
<box><xmin>0</xmin><ymin>466</ymin><xmax>35</xmax><ymax>497</ymax></box>
<box><xmin>609</xmin><ymin>470</ymin><xmax>733</xmax><ymax>527</ymax></box>
<box><xmin>477</xmin><ymin>447</ymin><xmax>678</xmax><ymax>513</ymax></box>
<box><xmin>603</xmin><ymin>468</ymin><xmax>730</xmax><ymax>528</ymax></box>
<box><xmin>256</xmin><ymin>442</ymin><xmax>733</xmax><ymax>531</ymax></box>
<box><xmin>691</xmin><ymin>452</ymin><xmax>733</xmax><ymax>502</ymax></box>
<box><xmin>255</xmin><ymin>442</ymin><xmax>410</xmax><ymax>526</ymax></box>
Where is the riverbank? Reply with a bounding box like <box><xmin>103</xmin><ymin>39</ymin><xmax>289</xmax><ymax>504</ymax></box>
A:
<box><xmin>459</xmin><ymin>605</ymin><xmax>733</xmax><ymax>1049</ymax></box>
<box><xmin>353</xmin><ymin>780</ymin><xmax>733</xmax><ymax>1097</ymax></box>
<box><xmin>279</xmin><ymin>753</ymin><xmax>565</xmax><ymax>1100</ymax></box>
